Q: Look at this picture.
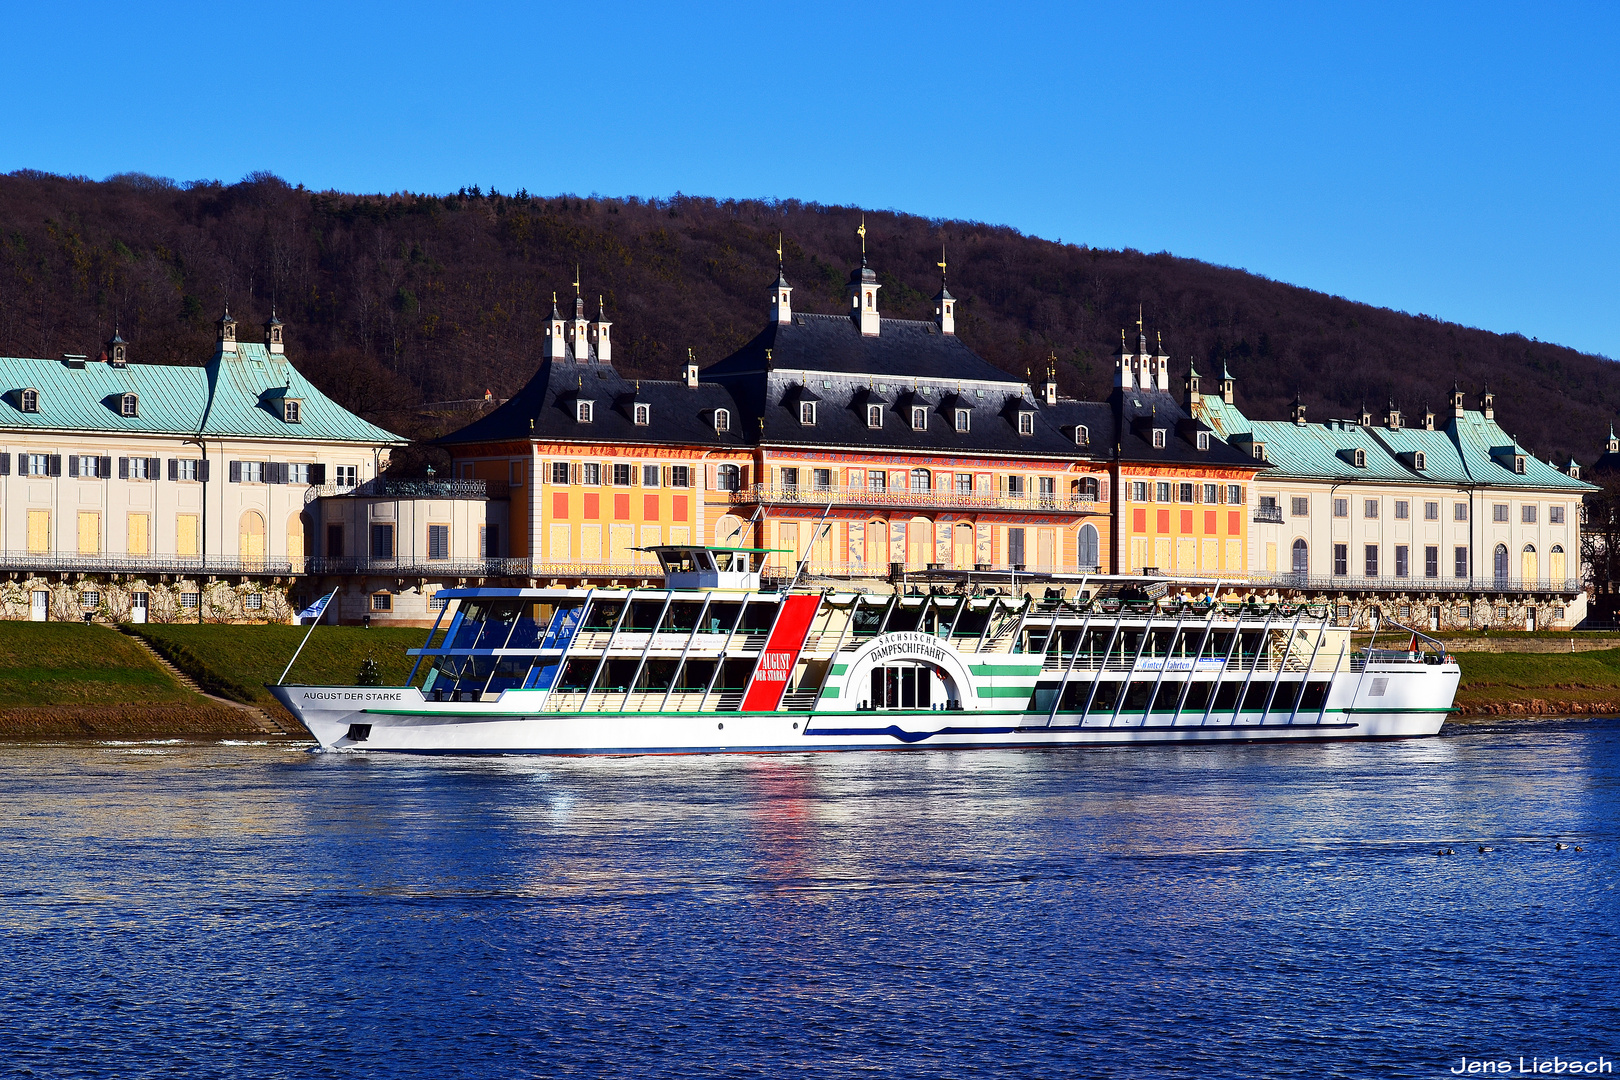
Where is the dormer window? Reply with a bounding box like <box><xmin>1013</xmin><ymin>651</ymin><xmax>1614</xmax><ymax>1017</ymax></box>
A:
<box><xmin>121</xmin><ymin>393</ymin><xmax>139</xmax><ymax>418</ymax></box>
<box><xmin>1074</xmin><ymin>425</ymin><xmax>1090</xmax><ymax>446</ymax></box>
<box><xmin>1254</xmin><ymin>442</ymin><xmax>1268</xmax><ymax>460</ymax></box>
<box><xmin>576</xmin><ymin>400</ymin><xmax>594</xmax><ymax>424</ymax></box>
<box><xmin>634</xmin><ymin>403</ymin><xmax>651</xmax><ymax>426</ymax></box>
<box><xmin>1017</xmin><ymin>412</ymin><xmax>1035</xmax><ymax>436</ymax></box>
<box><xmin>1151</xmin><ymin>429</ymin><xmax>1167</xmax><ymax>449</ymax></box>
<box><xmin>1413</xmin><ymin>451</ymin><xmax>1426</xmax><ymax>471</ymax></box>
<box><xmin>714</xmin><ymin>408</ymin><xmax>730</xmax><ymax>432</ymax></box>
<box><xmin>1515</xmin><ymin>455</ymin><xmax>1526</xmax><ymax>474</ymax></box>
<box><xmin>799</xmin><ymin>401</ymin><xmax>817</xmax><ymax>426</ymax></box>
<box><xmin>20</xmin><ymin>389</ymin><xmax>38</xmax><ymax>413</ymax></box>
<box><xmin>281</xmin><ymin>398</ymin><xmax>301</xmax><ymax>424</ymax></box>
<box><xmin>866</xmin><ymin>404</ymin><xmax>883</xmax><ymax>429</ymax></box>
<box><xmin>1353</xmin><ymin>448</ymin><xmax>1366</xmax><ymax>467</ymax></box>
<box><xmin>911</xmin><ymin>407</ymin><xmax>927</xmax><ymax>431</ymax></box>
<box><xmin>954</xmin><ymin>408</ymin><xmax>970</xmax><ymax>433</ymax></box>
<box><xmin>1196</xmin><ymin>431</ymin><xmax>1210</xmax><ymax>451</ymax></box>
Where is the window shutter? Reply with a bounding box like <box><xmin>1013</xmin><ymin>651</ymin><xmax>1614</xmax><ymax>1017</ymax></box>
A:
<box><xmin>630</xmin><ymin>464</ymin><xmax>639</xmax><ymax>487</ymax></box>
<box><xmin>68</xmin><ymin>456</ymin><xmax>79</xmax><ymax>478</ymax></box>
<box><xmin>229</xmin><ymin>460</ymin><xmax>241</xmax><ymax>483</ymax></box>
<box><xmin>199</xmin><ymin>459</ymin><xmax>210</xmax><ymax>482</ymax></box>
<box><xmin>707</xmin><ymin>463</ymin><xmax>717</xmax><ymax>489</ymax></box>
<box><xmin>269</xmin><ymin>462</ymin><xmax>285</xmax><ymax>485</ymax></box>
<box><xmin>98</xmin><ymin>456</ymin><xmax>112</xmax><ymax>478</ymax></box>
<box><xmin>0</xmin><ymin>453</ymin><xmax>9</xmax><ymax>476</ymax></box>
<box><xmin>118</xmin><ymin>457</ymin><xmax>129</xmax><ymax>479</ymax></box>
<box><xmin>309</xmin><ymin>463</ymin><xmax>326</xmax><ymax>485</ymax></box>
<box><xmin>1099</xmin><ymin>479</ymin><xmax>1109</xmax><ymax>503</ymax></box>
<box><xmin>167</xmin><ymin>458</ymin><xmax>178</xmax><ymax>481</ymax></box>
<box><xmin>148</xmin><ymin>457</ymin><xmax>160</xmax><ymax>478</ymax></box>
<box><xmin>48</xmin><ymin>455</ymin><xmax>60</xmax><ymax>477</ymax></box>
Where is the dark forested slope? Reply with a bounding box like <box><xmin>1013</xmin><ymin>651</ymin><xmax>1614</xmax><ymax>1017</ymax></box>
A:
<box><xmin>0</xmin><ymin>169</ymin><xmax>1611</xmax><ymax>465</ymax></box>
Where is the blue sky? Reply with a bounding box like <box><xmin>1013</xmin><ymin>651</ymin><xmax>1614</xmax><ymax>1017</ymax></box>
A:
<box><xmin>4</xmin><ymin>1</ymin><xmax>1616</xmax><ymax>357</ymax></box>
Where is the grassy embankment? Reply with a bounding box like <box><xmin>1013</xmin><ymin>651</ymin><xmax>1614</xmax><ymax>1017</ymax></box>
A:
<box><xmin>0</xmin><ymin>622</ymin><xmax>254</xmax><ymax>737</ymax></box>
<box><xmin>1452</xmin><ymin>649</ymin><xmax>1620</xmax><ymax>716</ymax></box>
<box><xmin>128</xmin><ymin>624</ymin><xmax>430</xmax><ymax>725</ymax></box>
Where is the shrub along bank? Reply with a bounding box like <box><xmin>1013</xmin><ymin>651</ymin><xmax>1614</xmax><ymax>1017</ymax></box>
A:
<box><xmin>1452</xmin><ymin>648</ymin><xmax>1620</xmax><ymax>716</ymax></box>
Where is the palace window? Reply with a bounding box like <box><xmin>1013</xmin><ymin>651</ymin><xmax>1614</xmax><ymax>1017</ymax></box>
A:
<box><xmin>576</xmin><ymin>400</ymin><xmax>593</xmax><ymax>423</ymax></box>
<box><xmin>1179</xmin><ymin>483</ymin><xmax>1195</xmax><ymax>503</ymax></box>
<box><xmin>282</xmin><ymin>399</ymin><xmax>302</xmax><ymax>423</ymax></box>
<box><xmin>582</xmin><ymin>463</ymin><xmax>602</xmax><ymax>486</ymax></box>
<box><xmin>1550</xmin><ymin>505</ymin><xmax>1565</xmax><ymax>524</ymax></box>
<box><xmin>799</xmin><ymin>401</ymin><xmax>817</xmax><ymax>426</ymax></box>
<box><xmin>21</xmin><ymin>388</ymin><xmax>39</xmax><ymax>412</ymax></box>
<box><xmin>613</xmin><ymin>464</ymin><xmax>633</xmax><ymax>486</ymax></box>
<box><xmin>1196</xmin><ymin>431</ymin><xmax>1210</xmax><ymax>451</ymax></box>
<box><xmin>1292</xmin><ymin>539</ymin><xmax>1308</xmax><ymax>573</ymax></box>
<box><xmin>1007</xmin><ymin>475</ymin><xmax>1026</xmax><ymax>496</ymax></box>
<box><xmin>1455</xmin><ymin>546</ymin><xmax>1469</xmax><ymax>578</ymax></box>
<box><xmin>336</xmin><ymin>465</ymin><xmax>358</xmax><ymax>488</ymax></box>
<box><xmin>245</xmin><ymin>593</ymin><xmax>264</xmax><ymax>611</ymax></box>
<box><xmin>782</xmin><ymin>468</ymin><xmax>799</xmax><ymax>491</ymax></box>
<box><xmin>669</xmin><ymin>466</ymin><xmax>690</xmax><ymax>488</ymax></box>
<box><xmin>1333</xmin><ymin>544</ymin><xmax>1348</xmax><ymax>576</ymax></box>
<box><xmin>717</xmin><ymin>464</ymin><xmax>741</xmax><ymax>492</ymax></box>
<box><xmin>1352</xmin><ymin>449</ymin><xmax>1366</xmax><ymax>467</ymax></box>
<box><xmin>1155</xmin><ymin>482</ymin><xmax>1171</xmax><ymax>502</ymax></box>
<box><xmin>121</xmin><ymin>393</ymin><xmax>139</xmax><ymax>418</ymax></box>
<box><xmin>1364</xmin><ymin>545</ymin><xmax>1379</xmax><ymax>577</ymax></box>
<box><xmin>911</xmin><ymin>407</ymin><xmax>927</xmax><ymax>431</ymax></box>
<box><xmin>1426</xmin><ymin>546</ymin><xmax>1439</xmax><ymax>578</ymax></box>
<box><xmin>1364</xmin><ymin>499</ymin><xmax>1378</xmax><ymax>519</ymax></box>
<box><xmin>1425</xmin><ymin>501</ymin><xmax>1439</xmax><ymax>520</ymax></box>
<box><xmin>867</xmin><ymin>405</ymin><xmax>883</xmax><ymax>429</ymax></box>
<box><xmin>1151</xmin><ymin>429</ymin><xmax>1166</xmax><ymax>449</ymax></box>
<box><xmin>956</xmin><ymin>474</ymin><xmax>972</xmax><ymax>495</ymax></box>
<box><xmin>1203</xmin><ymin>483</ymin><xmax>1219</xmax><ymax>504</ymax></box>
<box><xmin>954</xmin><ymin>409</ymin><xmax>971</xmax><ymax>433</ymax></box>
<box><xmin>1514</xmin><ymin>455</ymin><xmax>1526</xmax><ymax>474</ymax></box>
<box><xmin>1395</xmin><ymin>545</ymin><xmax>1409</xmax><ymax>577</ymax></box>
<box><xmin>1039</xmin><ymin>477</ymin><xmax>1055</xmax><ymax>497</ymax></box>
<box><xmin>1075</xmin><ymin>425</ymin><xmax>1089</xmax><ymax>446</ymax></box>
<box><xmin>1455</xmin><ymin>502</ymin><xmax>1469</xmax><ymax>521</ymax></box>
<box><xmin>634</xmin><ymin>403</ymin><xmax>651</xmax><ymax>426</ymax></box>
<box><xmin>1522</xmin><ymin>505</ymin><xmax>1537</xmax><ymax>523</ymax></box>
<box><xmin>1131</xmin><ymin>481</ymin><xmax>1149</xmax><ymax>502</ymax></box>
<box><xmin>813</xmin><ymin>468</ymin><xmax>832</xmax><ymax>491</ymax></box>
<box><xmin>1333</xmin><ymin>498</ymin><xmax>1348</xmax><ymax>518</ymax></box>
<box><xmin>1252</xmin><ymin>442</ymin><xmax>1266</xmax><ymax>459</ymax></box>
<box><xmin>1395</xmin><ymin>500</ymin><xmax>1409</xmax><ymax>520</ymax></box>
<box><xmin>714</xmin><ymin>409</ymin><xmax>730</xmax><ymax>432</ymax></box>
<box><xmin>1493</xmin><ymin>503</ymin><xmax>1509</xmax><ymax>523</ymax></box>
<box><xmin>1227</xmin><ymin>484</ymin><xmax>1244</xmax><ymax>504</ymax></box>
<box><xmin>1292</xmin><ymin>497</ymin><xmax>1309</xmax><ymax>517</ymax></box>
<box><xmin>909</xmin><ymin>469</ymin><xmax>931</xmax><ymax>492</ymax></box>
<box><xmin>642</xmin><ymin>464</ymin><xmax>660</xmax><ymax>487</ymax></box>
<box><xmin>371</xmin><ymin>592</ymin><xmax>393</xmax><ymax>612</ymax></box>
<box><xmin>428</xmin><ymin>524</ymin><xmax>450</xmax><ymax>560</ymax></box>
<box><xmin>1413</xmin><ymin>451</ymin><xmax>1426</xmax><ymax>471</ymax></box>
<box><xmin>1017</xmin><ymin>412</ymin><xmax>1035</xmax><ymax>435</ymax></box>
<box><xmin>868</xmin><ymin>471</ymin><xmax>887</xmax><ymax>492</ymax></box>
<box><xmin>552</xmin><ymin>461</ymin><xmax>570</xmax><ymax>484</ymax></box>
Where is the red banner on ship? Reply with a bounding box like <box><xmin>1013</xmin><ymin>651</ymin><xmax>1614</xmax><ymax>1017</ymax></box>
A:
<box><xmin>739</xmin><ymin>595</ymin><xmax>823</xmax><ymax>711</ymax></box>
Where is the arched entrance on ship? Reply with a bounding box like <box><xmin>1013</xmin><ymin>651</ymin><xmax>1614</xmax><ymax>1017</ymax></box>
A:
<box><xmin>865</xmin><ymin>660</ymin><xmax>955</xmax><ymax>711</ymax></box>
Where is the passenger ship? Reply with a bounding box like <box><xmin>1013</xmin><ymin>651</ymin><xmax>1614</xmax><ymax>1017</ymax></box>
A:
<box><xmin>272</xmin><ymin>545</ymin><xmax>1461</xmax><ymax>755</ymax></box>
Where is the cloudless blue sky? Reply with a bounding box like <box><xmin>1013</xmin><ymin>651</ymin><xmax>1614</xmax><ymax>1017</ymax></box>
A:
<box><xmin>3</xmin><ymin>2</ymin><xmax>1616</xmax><ymax>356</ymax></box>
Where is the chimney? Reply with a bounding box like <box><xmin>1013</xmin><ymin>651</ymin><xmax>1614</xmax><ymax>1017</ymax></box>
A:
<box><xmin>264</xmin><ymin>310</ymin><xmax>284</xmax><ymax>355</ymax></box>
<box><xmin>590</xmin><ymin>296</ymin><xmax>612</xmax><ymax>363</ymax></box>
<box><xmin>771</xmin><ymin>266</ymin><xmax>793</xmax><ymax>325</ymax></box>
<box><xmin>545</xmin><ymin>293</ymin><xmax>567</xmax><ymax>360</ymax></box>
<box><xmin>685</xmin><ymin>348</ymin><xmax>699</xmax><ymax>389</ymax></box>
<box><xmin>217</xmin><ymin>305</ymin><xmax>238</xmax><ymax>354</ymax></box>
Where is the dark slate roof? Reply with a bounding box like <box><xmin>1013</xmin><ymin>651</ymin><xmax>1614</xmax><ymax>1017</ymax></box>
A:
<box><xmin>700</xmin><ymin>312</ymin><xmax>1085</xmax><ymax>458</ymax></box>
<box><xmin>703</xmin><ymin>312</ymin><xmax>1013</xmax><ymax>383</ymax></box>
<box><xmin>439</xmin><ymin>356</ymin><xmax>747</xmax><ymax>448</ymax></box>
<box><xmin>1109</xmin><ymin>388</ymin><xmax>1259</xmax><ymax>467</ymax></box>
<box><xmin>1042</xmin><ymin>400</ymin><xmax>1114</xmax><ymax>455</ymax></box>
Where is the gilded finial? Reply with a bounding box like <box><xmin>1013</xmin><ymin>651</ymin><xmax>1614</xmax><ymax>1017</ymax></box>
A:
<box><xmin>572</xmin><ymin>264</ymin><xmax>581</xmax><ymax>296</ymax></box>
<box><xmin>776</xmin><ymin>232</ymin><xmax>783</xmax><ymax>265</ymax></box>
<box><xmin>688</xmin><ymin>347</ymin><xmax>694</xmax><ymax>362</ymax></box>
<box><xmin>937</xmin><ymin>243</ymin><xmax>947</xmax><ymax>278</ymax></box>
<box><xmin>1136</xmin><ymin>304</ymin><xmax>1143</xmax><ymax>333</ymax></box>
<box><xmin>857</xmin><ymin>215</ymin><xmax>866</xmax><ymax>257</ymax></box>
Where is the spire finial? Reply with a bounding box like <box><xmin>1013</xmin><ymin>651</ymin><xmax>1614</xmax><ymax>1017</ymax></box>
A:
<box><xmin>857</xmin><ymin>214</ymin><xmax>867</xmax><ymax>262</ymax></box>
<box><xmin>572</xmin><ymin>263</ymin><xmax>581</xmax><ymax>297</ymax></box>
<box><xmin>1136</xmin><ymin>304</ymin><xmax>1143</xmax><ymax>333</ymax></box>
<box><xmin>776</xmin><ymin>231</ymin><xmax>783</xmax><ymax>267</ymax></box>
<box><xmin>937</xmin><ymin>242</ymin><xmax>947</xmax><ymax>282</ymax></box>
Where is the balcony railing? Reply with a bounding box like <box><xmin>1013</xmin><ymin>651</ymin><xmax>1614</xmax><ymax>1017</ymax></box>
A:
<box><xmin>0</xmin><ymin>553</ymin><xmax>296</xmax><ymax>576</ymax></box>
<box><xmin>1248</xmin><ymin>572</ymin><xmax>1584</xmax><ymax>596</ymax></box>
<box><xmin>309</xmin><ymin>478</ymin><xmax>504</xmax><ymax>500</ymax></box>
<box><xmin>1252</xmin><ymin>505</ymin><xmax>1285</xmax><ymax>524</ymax></box>
<box><xmin>733</xmin><ymin>485</ymin><xmax>1100</xmax><ymax>514</ymax></box>
<box><xmin>302</xmin><ymin>558</ymin><xmax>663</xmax><ymax>579</ymax></box>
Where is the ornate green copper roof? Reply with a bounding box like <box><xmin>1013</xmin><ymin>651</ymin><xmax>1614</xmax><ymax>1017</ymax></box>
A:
<box><xmin>0</xmin><ymin>343</ymin><xmax>402</xmax><ymax>445</ymax></box>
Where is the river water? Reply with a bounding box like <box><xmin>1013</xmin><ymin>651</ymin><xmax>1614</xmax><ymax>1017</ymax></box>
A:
<box><xmin>1</xmin><ymin>721</ymin><xmax>1615</xmax><ymax>1079</ymax></box>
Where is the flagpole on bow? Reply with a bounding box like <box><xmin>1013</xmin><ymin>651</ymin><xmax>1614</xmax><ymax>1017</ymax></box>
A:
<box><xmin>279</xmin><ymin>588</ymin><xmax>339</xmax><ymax>685</ymax></box>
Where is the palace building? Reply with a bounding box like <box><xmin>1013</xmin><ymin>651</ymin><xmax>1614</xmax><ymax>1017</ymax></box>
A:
<box><xmin>1194</xmin><ymin>379</ymin><xmax>1594</xmax><ymax>629</ymax></box>
<box><xmin>0</xmin><ymin>310</ymin><xmax>402</xmax><ymax>622</ymax></box>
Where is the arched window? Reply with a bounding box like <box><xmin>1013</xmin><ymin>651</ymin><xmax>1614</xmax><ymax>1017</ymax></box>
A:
<box><xmin>1493</xmin><ymin>543</ymin><xmax>1509</xmax><ymax>580</ymax></box>
<box><xmin>910</xmin><ymin>407</ymin><xmax>927</xmax><ymax>431</ymax></box>
<box><xmin>20</xmin><ymin>388</ymin><xmax>38</xmax><ymax>413</ymax></box>
<box><xmin>799</xmin><ymin>401</ymin><xmax>817</xmax><ymax>426</ymax></box>
<box><xmin>633</xmin><ymin>403</ymin><xmax>650</xmax><ymax>426</ymax></box>
<box><xmin>713</xmin><ymin>408</ymin><xmax>730</xmax><ymax>432</ymax></box>
<box><xmin>909</xmin><ymin>468</ymin><xmax>930</xmax><ymax>492</ymax></box>
<box><xmin>238</xmin><ymin>510</ymin><xmax>266</xmax><ymax>563</ymax></box>
<box><xmin>1522</xmin><ymin>543</ymin><xmax>1538</xmax><ymax>583</ymax></box>
<box><xmin>954</xmin><ymin>409</ymin><xmax>970</xmax><ymax>433</ymax></box>
<box><xmin>1077</xmin><ymin>523</ymin><xmax>1100</xmax><ymax>569</ymax></box>
<box><xmin>1077</xmin><ymin>476</ymin><xmax>1100</xmax><ymax>500</ymax></box>
<box><xmin>717</xmin><ymin>464</ymin><xmax>741</xmax><ymax>492</ymax></box>
<box><xmin>867</xmin><ymin>404</ymin><xmax>883</xmax><ymax>429</ymax></box>
<box><xmin>1075</xmin><ymin>425</ymin><xmax>1089</xmax><ymax>446</ymax></box>
<box><xmin>576</xmin><ymin>400</ymin><xmax>593</xmax><ymax>423</ymax></box>
<box><xmin>1292</xmin><ymin>538</ymin><xmax>1308</xmax><ymax>574</ymax></box>
<box><xmin>120</xmin><ymin>393</ymin><xmax>139</xmax><ymax>418</ymax></box>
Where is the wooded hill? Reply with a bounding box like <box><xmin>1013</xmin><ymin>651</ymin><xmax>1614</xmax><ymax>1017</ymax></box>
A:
<box><xmin>0</xmin><ymin>168</ymin><xmax>1612</xmax><ymax>468</ymax></box>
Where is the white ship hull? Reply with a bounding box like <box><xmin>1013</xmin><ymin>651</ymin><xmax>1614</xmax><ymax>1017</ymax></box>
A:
<box><xmin>271</xmin><ymin>664</ymin><xmax>1455</xmax><ymax>755</ymax></box>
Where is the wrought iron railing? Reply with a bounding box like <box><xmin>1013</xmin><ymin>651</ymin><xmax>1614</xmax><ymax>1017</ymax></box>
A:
<box><xmin>0</xmin><ymin>553</ymin><xmax>296</xmax><ymax>575</ymax></box>
<box><xmin>1248</xmin><ymin>572</ymin><xmax>1584</xmax><ymax>595</ymax></box>
<box><xmin>732</xmin><ymin>485</ymin><xmax>1100</xmax><ymax>514</ymax></box>
<box><xmin>307</xmin><ymin>478</ymin><xmax>504</xmax><ymax>500</ymax></box>
<box><xmin>1252</xmin><ymin>505</ymin><xmax>1285</xmax><ymax>524</ymax></box>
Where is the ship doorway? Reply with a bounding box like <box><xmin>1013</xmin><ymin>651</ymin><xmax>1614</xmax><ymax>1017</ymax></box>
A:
<box><xmin>866</xmin><ymin>662</ymin><xmax>955</xmax><ymax>710</ymax></box>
